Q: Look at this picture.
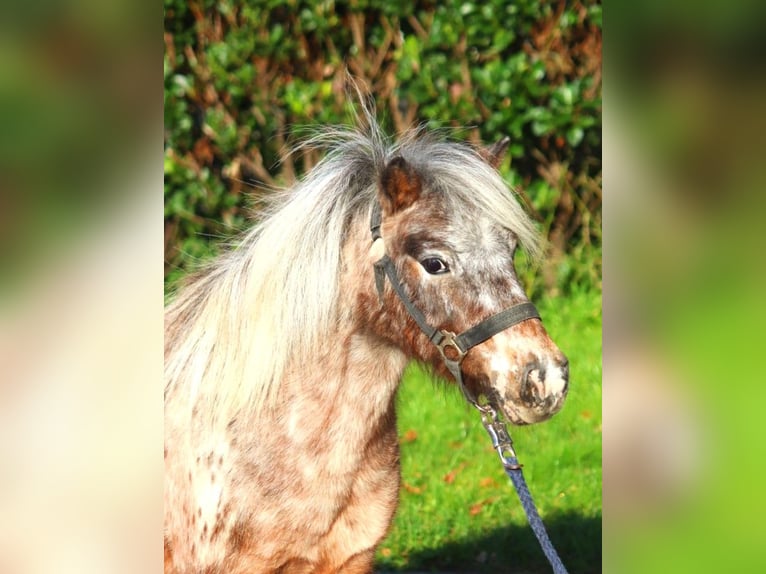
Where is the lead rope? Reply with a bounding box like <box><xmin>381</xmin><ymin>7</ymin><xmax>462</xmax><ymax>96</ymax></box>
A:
<box><xmin>371</xmin><ymin>203</ymin><xmax>567</xmax><ymax>573</ymax></box>
<box><xmin>443</xmin><ymin>360</ymin><xmax>569</xmax><ymax>574</ymax></box>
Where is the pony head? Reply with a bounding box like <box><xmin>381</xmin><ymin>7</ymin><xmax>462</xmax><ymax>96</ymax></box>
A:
<box><xmin>366</xmin><ymin>142</ymin><xmax>568</xmax><ymax>425</ymax></box>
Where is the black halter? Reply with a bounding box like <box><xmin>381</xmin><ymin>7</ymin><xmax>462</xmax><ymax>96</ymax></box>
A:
<box><xmin>369</xmin><ymin>202</ymin><xmax>540</xmax><ymax>405</ymax></box>
<box><xmin>370</xmin><ymin>202</ymin><xmax>569</xmax><ymax>574</ymax></box>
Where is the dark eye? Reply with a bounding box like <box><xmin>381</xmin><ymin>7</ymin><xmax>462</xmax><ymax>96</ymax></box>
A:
<box><xmin>420</xmin><ymin>257</ymin><xmax>449</xmax><ymax>275</ymax></box>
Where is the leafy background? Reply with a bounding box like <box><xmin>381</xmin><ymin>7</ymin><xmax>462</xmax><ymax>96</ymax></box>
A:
<box><xmin>164</xmin><ymin>0</ymin><xmax>601</xmax><ymax>298</ymax></box>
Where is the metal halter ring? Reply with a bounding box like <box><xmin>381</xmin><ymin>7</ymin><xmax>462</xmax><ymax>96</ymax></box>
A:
<box><xmin>435</xmin><ymin>330</ymin><xmax>467</xmax><ymax>364</ymax></box>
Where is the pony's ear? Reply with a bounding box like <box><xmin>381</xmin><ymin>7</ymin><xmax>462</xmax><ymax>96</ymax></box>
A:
<box><xmin>479</xmin><ymin>136</ymin><xmax>511</xmax><ymax>169</ymax></box>
<box><xmin>379</xmin><ymin>156</ymin><xmax>422</xmax><ymax>214</ymax></box>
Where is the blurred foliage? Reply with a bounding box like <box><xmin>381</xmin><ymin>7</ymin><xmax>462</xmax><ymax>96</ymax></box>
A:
<box><xmin>1</xmin><ymin>1</ymin><xmax>156</xmax><ymax>294</ymax></box>
<box><xmin>164</xmin><ymin>0</ymin><xmax>601</xmax><ymax>296</ymax></box>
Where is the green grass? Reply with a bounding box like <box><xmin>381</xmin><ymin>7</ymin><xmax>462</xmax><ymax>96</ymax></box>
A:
<box><xmin>376</xmin><ymin>288</ymin><xmax>602</xmax><ymax>573</ymax></box>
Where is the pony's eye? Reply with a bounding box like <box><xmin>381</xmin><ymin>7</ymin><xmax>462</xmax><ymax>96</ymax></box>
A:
<box><xmin>420</xmin><ymin>257</ymin><xmax>449</xmax><ymax>275</ymax></box>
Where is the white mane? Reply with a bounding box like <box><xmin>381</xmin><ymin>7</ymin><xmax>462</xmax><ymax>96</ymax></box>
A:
<box><xmin>164</xmin><ymin>117</ymin><xmax>541</xmax><ymax>425</ymax></box>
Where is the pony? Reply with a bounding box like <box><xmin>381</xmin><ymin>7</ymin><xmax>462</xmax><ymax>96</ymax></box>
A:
<box><xmin>164</xmin><ymin>110</ymin><xmax>569</xmax><ymax>574</ymax></box>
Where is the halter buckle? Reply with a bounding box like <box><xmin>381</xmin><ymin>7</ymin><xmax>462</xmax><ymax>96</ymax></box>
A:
<box><xmin>435</xmin><ymin>330</ymin><xmax>467</xmax><ymax>364</ymax></box>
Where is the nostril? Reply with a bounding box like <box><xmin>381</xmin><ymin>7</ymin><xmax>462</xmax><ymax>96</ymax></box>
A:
<box><xmin>521</xmin><ymin>360</ymin><xmax>546</xmax><ymax>402</ymax></box>
<box><xmin>556</xmin><ymin>357</ymin><xmax>570</xmax><ymax>395</ymax></box>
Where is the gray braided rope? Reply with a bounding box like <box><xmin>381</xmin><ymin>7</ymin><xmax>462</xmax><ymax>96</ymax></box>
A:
<box><xmin>505</xmin><ymin>463</ymin><xmax>568</xmax><ymax>574</ymax></box>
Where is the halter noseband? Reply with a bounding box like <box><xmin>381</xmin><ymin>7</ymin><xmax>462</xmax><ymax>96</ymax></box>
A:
<box><xmin>370</xmin><ymin>202</ymin><xmax>540</xmax><ymax>406</ymax></box>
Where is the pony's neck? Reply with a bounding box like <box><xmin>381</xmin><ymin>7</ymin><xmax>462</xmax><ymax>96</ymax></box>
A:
<box><xmin>276</xmin><ymin>215</ymin><xmax>409</xmax><ymax>455</ymax></box>
<box><xmin>283</xmin><ymin>330</ymin><xmax>408</xmax><ymax>426</ymax></box>
<box><xmin>277</xmin><ymin>316</ymin><xmax>408</xmax><ymax>471</ymax></box>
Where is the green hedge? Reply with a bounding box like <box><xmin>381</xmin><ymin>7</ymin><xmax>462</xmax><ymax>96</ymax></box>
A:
<box><xmin>164</xmin><ymin>0</ymin><xmax>601</xmax><ymax>296</ymax></box>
